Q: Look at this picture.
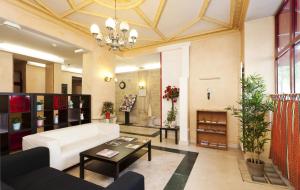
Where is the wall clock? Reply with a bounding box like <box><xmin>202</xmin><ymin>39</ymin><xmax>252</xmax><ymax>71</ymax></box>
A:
<box><xmin>119</xmin><ymin>81</ymin><xmax>126</xmax><ymax>89</ymax></box>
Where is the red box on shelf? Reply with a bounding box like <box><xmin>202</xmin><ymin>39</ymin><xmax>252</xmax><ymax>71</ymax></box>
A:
<box><xmin>24</xmin><ymin>96</ymin><xmax>31</xmax><ymax>112</ymax></box>
<box><xmin>10</xmin><ymin>96</ymin><xmax>24</xmax><ymax>113</ymax></box>
<box><xmin>53</xmin><ymin>96</ymin><xmax>59</xmax><ymax>110</ymax></box>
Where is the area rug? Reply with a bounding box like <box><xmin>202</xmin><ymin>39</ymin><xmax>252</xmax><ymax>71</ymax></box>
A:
<box><xmin>120</xmin><ymin>125</ymin><xmax>160</xmax><ymax>137</ymax></box>
<box><xmin>67</xmin><ymin>147</ymin><xmax>197</xmax><ymax>190</ymax></box>
<box><xmin>237</xmin><ymin>159</ymin><xmax>289</xmax><ymax>188</ymax></box>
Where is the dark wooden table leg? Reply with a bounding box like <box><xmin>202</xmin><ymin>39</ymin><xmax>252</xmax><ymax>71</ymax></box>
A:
<box><xmin>148</xmin><ymin>141</ymin><xmax>151</xmax><ymax>161</ymax></box>
<box><xmin>80</xmin><ymin>154</ymin><xmax>84</xmax><ymax>179</ymax></box>
<box><xmin>175</xmin><ymin>129</ymin><xmax>178</xmax><ymax>144</ymax></box>
<box><xmin>160</xmin><ymin>128</ymin><xmax>162</xmax><ymax>142</ymax></box>
<box><xmin>114</xmin><ymin>163</ymin><xmax>119</xmax><ymax>181</ymax></box>
<box><xmin>165</xmin><ymin>129</ymin><xmax>168</xmax><ymax>138</ymax></box>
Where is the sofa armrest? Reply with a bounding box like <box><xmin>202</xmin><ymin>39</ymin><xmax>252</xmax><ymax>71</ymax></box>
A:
<box><xmin>1</xmin><ymin>181</ymin><xmax>15</xmax><ymax>190</ymax></box>
<box><xmin>0</xmin><ymin>147</ymin><xmax>49</xmax><ymax>182</ymax></box>
<box><xmin>22</xmin><ymin>135</ymin><xmax>61</xmax><ymax>169</ymax></box>
<box><xmin>106</xmin><ymin>171</ymin><xmax>144</xmax><ymax>190</ymax></box>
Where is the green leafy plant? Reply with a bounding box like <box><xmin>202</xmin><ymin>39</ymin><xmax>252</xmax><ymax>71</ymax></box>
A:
<box><xmin>101</xmin><ymin>101</ymin><xmax>114</xmax><ymax>115</ymax></box>
<box><xmin>226</xmin><ymin>75</ymin><xmax>273</xmax><ymax>163</ymax></box>
<box><xmin>12</xmin><ymin>117</ymin><xmax>21</xmax><ymax>124</ymax></box>
<box><xmin>37</xmin><ymin>116</ymin><xmax>46</xmax><ymax>120</ymax></box>
<box><xmin>37</xmin><ymin>101</ymin><xmax>43</xmax><ymax>105</ymax></box>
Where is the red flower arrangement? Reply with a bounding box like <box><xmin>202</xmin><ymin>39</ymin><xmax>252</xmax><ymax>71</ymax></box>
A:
<box><xmin>163</xmin><ymin>86</ymin><xmax>179</xmax><ymax>126</ymax></box>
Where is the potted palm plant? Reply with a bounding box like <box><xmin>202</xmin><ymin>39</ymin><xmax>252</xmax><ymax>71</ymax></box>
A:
<box><xmin>226</xmin><ymin>75</ymin><xmax>273</xmax><ymax>177</ymax></box>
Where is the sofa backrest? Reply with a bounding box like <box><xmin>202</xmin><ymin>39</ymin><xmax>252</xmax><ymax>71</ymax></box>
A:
<box><xmin>39</xmin><ymin>124</ymin><xmax>100</xmax><ymax>146</ymax></box>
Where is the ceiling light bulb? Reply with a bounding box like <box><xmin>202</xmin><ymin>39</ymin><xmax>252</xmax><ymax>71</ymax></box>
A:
<box><xmin>129</xmin><ymin>29</ymin><xmax>138</xmax><ymax>39</ymax></box>
<box><xmin>120</xmin><ymin>21</ymin><xmax>129</xmax><ymax>32</ymax></box>
<box><xmin>96</xmin><ymin>33</ymin><xmax>103</xmax><ymax>43</ymax></box>
<box><xmin>105</xmin><ymin>37</ymin><xmax>112</xmax><ymax>44</ymax></box>
<box><xmin>90</xmin><ymin>24</ymin><xmax>100</xmax><ymax>36</ymax></box>
<box><xmin>128</xmin><ymin>37</ymin><xmax>134</xmax><ymax>44</ymax></box>
<box><xmin>105</xmin><ymin>18</ymin><xmax>116</xmax><ymax>30</ymax></box>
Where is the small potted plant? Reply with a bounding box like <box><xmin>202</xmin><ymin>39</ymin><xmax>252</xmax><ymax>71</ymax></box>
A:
<box><xmin>54</xmin><ymin>113</ymin><xmax>59</xmax><ymax>124</ymax></box>
<box><xmin>37</xmin><ymin>101</ymin><xmax>43</xmax><ymax>111</ymax></box>
<box><xmin>163</xmin><ymin>86</ymin><xmax>179</xmax><ymax>128</ymax></box>
<box><xmin>101</xmin><ymin>101</ymin><xmax>114</xmax><ymax>121</ymax></box>
<box><xmin>37</xmin><ymin>116</ymin><xmax>46</xmax><ymax>127</ymax></box>
<box><xmin>12</xmin><ymin>117</ymin><xmax>21</xmax><ymax>131</ymax></box>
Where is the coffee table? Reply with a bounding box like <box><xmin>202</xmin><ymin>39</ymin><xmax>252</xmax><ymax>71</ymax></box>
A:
<box><xmin>79</xmin><ymin>137</ymin><xmax>151</xmax><ymax>181</ymax></box>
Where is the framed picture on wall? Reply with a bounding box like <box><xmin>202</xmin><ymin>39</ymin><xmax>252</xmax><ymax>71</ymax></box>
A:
<box><xmin>61</xmin><ymin>84</ymin><xmax>68</xmax><ymax>94</ymax></box>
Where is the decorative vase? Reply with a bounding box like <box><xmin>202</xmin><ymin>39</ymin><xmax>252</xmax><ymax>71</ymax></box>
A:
<box><xmin>69</xmin><ymin>100</ymin><xmax>73</xmax><ymax>108</ymax></box>
<box><xmin>80</xmin><ymin>113</ymin><xmax>84</xmax><ymax>120</ymax></box>
<box><xmin>37</xmin><ymin>120</ymin><xmax>44</xmax><ymax>127</ymax></box>
<box><xmin>105</xmin><ymin>112</ymin><xmax>111</xmax><ymax>119</ymax></box>
<box><xmin>37</xmin><ymin>104</ymin><xmax>43</xmax><ymax>111</ymax></box>
<box><xmin>80</xmin><ymin>102</ymin><xmax>83</xmax><ymax>108</ymax></box>
<box><xmin>13</xmin><ymin>123</ymin><xmax>21</xmax><ymax>131</ymax></box>
<box><xmin>170</xmin><ymin>121</ymin><xmax>176</xmax><ymax>128</ymax></box>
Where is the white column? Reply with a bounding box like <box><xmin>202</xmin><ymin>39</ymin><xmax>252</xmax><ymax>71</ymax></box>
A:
<box><xmin>158</xmin><ymin>42</ymin><xmax>191</xmax><ymax>145</ymax></box>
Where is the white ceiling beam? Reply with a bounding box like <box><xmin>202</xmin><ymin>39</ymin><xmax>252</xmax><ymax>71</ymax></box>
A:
<box><xmin>61</xmin><ymin>0</ymin><xmax>94</xmax><ymax>18</ymax></box>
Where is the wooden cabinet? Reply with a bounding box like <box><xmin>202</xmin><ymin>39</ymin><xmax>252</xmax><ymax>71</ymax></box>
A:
<box><xmin>196</xmin><ymin>110</ymin><xmax>227</xmax><ymax>150</ymax></box>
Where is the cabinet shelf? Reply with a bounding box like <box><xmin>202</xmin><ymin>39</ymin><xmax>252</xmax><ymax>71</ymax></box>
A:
<box><xmin>196</xmin><ymin>110</ymin><xmax>227</xmax><ymax>150</ymax></box>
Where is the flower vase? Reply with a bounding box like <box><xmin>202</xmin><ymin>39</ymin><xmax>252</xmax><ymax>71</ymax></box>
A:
<box><xmin>170</xmin><ymin>121</ymin><xmax>176</xmax><ymax>128</ymax></box>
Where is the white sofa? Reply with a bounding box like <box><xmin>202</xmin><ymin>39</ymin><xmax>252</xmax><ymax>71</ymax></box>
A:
<box><xmin>22</xmin><ymin>123</ymin><xmax>119</xmax><ymax>170</ymax></box>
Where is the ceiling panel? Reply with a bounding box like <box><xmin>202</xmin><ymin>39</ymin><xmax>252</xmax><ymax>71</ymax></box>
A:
<box><xmin>139</xmin><ymin>0</ymin><xmax>161</xmax><ymax>22</ymax></box>
<box><xmin>40</xmin><ymin>0</ymin><xmax>70</xmax><ymax>14</ymax></box>
<box><xmin>205</xmin><ymin>0</ymin><xmax>231</xmax><ymax>23</ymax></box>
<box><xmin>246</xmin><ymin>0</ymin><xmax>282</xmax><ymax>21</ymax></box>
<box><xmin>158</xmin><ymin>0</ymin><xmax>205</xmax><ymax>38</ymax></box>
<box><xmin>9</xmin><ymin>0</ymin><xmax>280</xmax><ymax>49</ymax></box>
<box><xmin>179</xmin><ymin>20</ymin><xmax>220</xmax><ymax>37</ymax></box>
<box><xmin>83</xmin><ymin>3</ymin><xmax>148</xmax><ymax>26</ymax></box>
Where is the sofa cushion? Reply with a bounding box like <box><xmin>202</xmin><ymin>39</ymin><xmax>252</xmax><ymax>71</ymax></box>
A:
<box><xmin>8</xmin><ymin>167</ymin><xmax>104</xmax><ymax>190</ymax></box>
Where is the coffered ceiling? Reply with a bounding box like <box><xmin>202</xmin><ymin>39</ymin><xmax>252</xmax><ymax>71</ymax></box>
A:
<box><xmin>7</xmin><ymin>0</ymin><xmax>281</xmax><ymax>50</ymax></box>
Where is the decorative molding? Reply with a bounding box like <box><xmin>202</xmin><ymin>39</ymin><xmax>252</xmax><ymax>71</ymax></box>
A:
<box><xmin>94</xmin><ymin>0</ymin><xmax>145</xmax><ymax>10</ymax></box>
<box><xmin>67</xmin><ymin>0</ymin><xmax>76</xmax><ymax>9</ymax></box>
<box><xmin>199</xmin><ymin>0</ymin><xmax>211</xmax><ymax>18</ymax></box>
<box><xmin>61</xmin><ymin>0</ymin><xmax>93</xmax><ymax>18</ymax></box>
<box><xmin>153</xmin><ymin>0</ymin><xmax>166</xmax><ymax>28</ymax></box>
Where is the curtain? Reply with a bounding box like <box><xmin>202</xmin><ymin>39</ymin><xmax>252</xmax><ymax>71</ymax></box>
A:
<box><xmin>270</xmin><ymin>95</ymin><xmax>300</xmax><ymax>190</ymax></box>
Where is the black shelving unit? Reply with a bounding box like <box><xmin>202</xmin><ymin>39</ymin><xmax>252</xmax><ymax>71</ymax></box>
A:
<box><xmin>0</xmin><ymin>93</ymin><xmax>91</xmax><ymax>155</ymax></box>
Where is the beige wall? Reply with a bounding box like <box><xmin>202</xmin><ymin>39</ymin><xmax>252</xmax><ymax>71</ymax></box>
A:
<box><xmin>244</xmin><ymin>16</ymin><xmax>275</xmax><ymax>162</ymax></box>
<box><xmin>26</xmin><ymin>64</ymin><xmax>45</xmax><ymax>93</ymax></box>
<box><xmin>115</xmin><ymin>69</ymin><xmax>161</xmax><ymax>125</ymax></box>
<box><xmin>244</xmin><ymin>16</ymin><xmax>275</xmax><ymax>94</ymax></box>
<box><xmin>82</xmin><ymin>49</ymin><xmax>116</xmax><ymax>119</ymax></box>
<box><xmin>53</xmin><ymin>63</ymin><xmax>82</xmax><ymax>94</ymax></box>
<box><xmin>0</xmin><ymin>51</ymin><xmax>13</xmax><ymax>92</ymax></box>
<box><xmin>189</xmin><ymin>32</ymin><xmax>241</xmax><ymax>147</ymax></box>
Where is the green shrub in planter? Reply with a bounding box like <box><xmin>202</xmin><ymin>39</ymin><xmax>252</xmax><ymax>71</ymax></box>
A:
<box><xmin>226</xmin><ymin>74</ymin><xmax>273</xmax><ymax>177</ymax></box>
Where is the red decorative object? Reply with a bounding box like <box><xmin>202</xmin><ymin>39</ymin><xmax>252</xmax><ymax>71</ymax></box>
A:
<box><xmin>9</xmin><ymin>96</ymin><xmax>31</xmax><ymax>113</ymax></box>
<box><xmin>162</xmin><ymin>86</ymin><xmax>179</xmax><ymax>109</ymax></box>
<box><xmin>105</xmin><ymin>112</ymin><xmax>111</xmax><ymax>119</ymax></box>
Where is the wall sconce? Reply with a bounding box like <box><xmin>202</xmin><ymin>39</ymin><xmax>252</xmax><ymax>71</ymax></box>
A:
<box><xmin>104</xmin><ymin>76</ymin><xmax>112</xmax><ymax>82</ymax></box>
<box><xmin>104</xmin><ymin>72</ymin><xmax>113</xmax><ymax>82</ymax></box>
<box><xmin>138</xmin><ymin>81</ymin><xmax>146</xmax><ymax>89</ymax></box>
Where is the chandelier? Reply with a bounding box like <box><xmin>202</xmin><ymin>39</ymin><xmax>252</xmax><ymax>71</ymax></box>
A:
<box><xmin>89</xmin><ymin>0</ymin><xmax>138</xmax><ymax>51</ymax></box>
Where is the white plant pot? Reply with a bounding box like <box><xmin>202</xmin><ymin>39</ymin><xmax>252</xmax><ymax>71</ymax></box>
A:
<box><xmin>13</xmin><ymin>123</ymin><xmax>21</xmax><ymax>131</ymax></box>
<box><xmin>80</xmin><ymin>103</ymin><xmax>83</xmax><ymax>108</ymax></box>
<box><xmin>37</xmin><ymin>120</ymin><xmax>44</xmax><ymax>127</ymax></box>
<box><xmin>105</xmin><ymin>119</ymin><xmax>110</xmax><ymax>123</ymax></box>
<box><xmin>37</xmin><ymin>105</ymin><xmax>43</xmax><ymax>111</ymax></box>
<box><xmin>54</xmin><ymin>116</ymin><xmax>59</xmax><ymax>124</ymax></box>
<box><xmin>170</xmin><ymin>121</ymin><xmax>176</xmax><ymax>128</ymax></box>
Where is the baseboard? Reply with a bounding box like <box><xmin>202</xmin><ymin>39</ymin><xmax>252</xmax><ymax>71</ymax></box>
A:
<box><xmin>228</xmin><ymin>143</ymin><xmax>239</xmax><ymax>149</ymax></box>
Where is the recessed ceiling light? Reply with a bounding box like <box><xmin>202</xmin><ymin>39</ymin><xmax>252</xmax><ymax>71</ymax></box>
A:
<box><xmin>27</xmin><ymin>61</ymin><xmax>46</xmax><ymax>68</ymax></box>
<box><xmin>3</xmin><ymin>21</ymin><xmax>21</xmax><ymax>30</ymax></box>
<box><xmin>74</xmin><ymin>48</ymin><xmax>84</xmax><ymax>53</ymax></box>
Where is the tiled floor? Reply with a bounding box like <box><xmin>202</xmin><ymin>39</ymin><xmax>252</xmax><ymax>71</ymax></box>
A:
<box><xmin>122</xmin><ymin>131</ymin><xmax>292</xmax><ymax>190</ymax></box>
<box><xmin>71</xmin><ymin>122</ymin><xmax>293</xmax><ymax>190</ymax></box>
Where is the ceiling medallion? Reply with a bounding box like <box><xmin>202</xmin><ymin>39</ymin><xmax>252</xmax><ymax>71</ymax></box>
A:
<box><xmin>90</xmin><ymin>0</ymin><xmax>138</xmax><ymax>51</ymax></box>
<box><xmin>95</xmin><ymin>0</ymin><xmax>144</xmax><ymax>10</ymax></box>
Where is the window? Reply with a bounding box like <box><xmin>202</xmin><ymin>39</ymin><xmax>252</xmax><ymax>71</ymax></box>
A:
<box><xmin>275</xmin><ymin>0</ymin><xmax>300</xmax><ymax>93</ymax></box>
<box><xmin>278</xmin><ymin>51</ymin><xmax>291</xmax><ymax>93</ymax></box>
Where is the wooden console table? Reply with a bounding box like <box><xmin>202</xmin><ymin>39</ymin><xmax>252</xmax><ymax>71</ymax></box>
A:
<box><xmin>159</xmin><ymin>126</ymin><xmax>179</xmax><ymax>144</ymax></box>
